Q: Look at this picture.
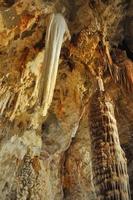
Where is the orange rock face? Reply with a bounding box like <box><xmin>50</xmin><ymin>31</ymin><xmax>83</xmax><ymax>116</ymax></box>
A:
<box><xmin>0</xmin><ymin>1</ymin><xmax>133</xmax><ymax>200</ymax></box>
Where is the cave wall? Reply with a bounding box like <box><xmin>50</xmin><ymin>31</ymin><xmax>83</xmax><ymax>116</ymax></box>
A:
<box><xmin>0</xmin><ymin>0</ymin><xmax>133</xmax><ymax>199</ymax></box>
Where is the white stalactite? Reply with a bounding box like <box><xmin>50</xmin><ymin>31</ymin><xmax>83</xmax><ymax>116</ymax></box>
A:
<box><xmin>39</xmin><ymin>13</ymin><xmax>70</xmax><ymax>116</ymax></box>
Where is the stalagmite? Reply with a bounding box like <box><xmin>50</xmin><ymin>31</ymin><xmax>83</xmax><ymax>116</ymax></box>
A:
<box><xmin>89</xmin><ymin>89</ymin><xmax>131</xmax><ymax>200</ymax></box>
<box><xmin>39</xmin><ymin>13</ymin><xmax>70</xmax><ymax>116</ymax></box>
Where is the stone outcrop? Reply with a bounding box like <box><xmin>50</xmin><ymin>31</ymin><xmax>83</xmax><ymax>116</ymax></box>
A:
<box><xmin>0</xmin><ymin>0</ymin><xmax>133</xmax><ymax>199</ymax></box>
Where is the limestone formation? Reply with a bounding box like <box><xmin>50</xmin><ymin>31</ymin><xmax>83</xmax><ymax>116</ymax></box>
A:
<box><xmin>0</xmin><ymin>0</ymin><xmax>133</xmax><ymax>200</ymax></box>
<box><xmin>90</xmin><ymin>90</ymin><xmax>131</xmax><ymax>200</ymax></box>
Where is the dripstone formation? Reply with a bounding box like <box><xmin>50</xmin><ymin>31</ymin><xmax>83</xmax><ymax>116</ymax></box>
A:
<box><xmin>0</xmin><ymin>0</ymin><xmax>133</xmax><ymax>199</ymax></box>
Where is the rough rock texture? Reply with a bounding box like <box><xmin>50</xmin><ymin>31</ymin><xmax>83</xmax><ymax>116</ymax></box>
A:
<box><xmin>90</xmin><ymin>91</ymin><xmax>131</xmax><ymax>200</ymax></box>
<box><xmin>0</xmin><ymin>0</ymin><xmax>133</xmax><ymax>199</ymax></box>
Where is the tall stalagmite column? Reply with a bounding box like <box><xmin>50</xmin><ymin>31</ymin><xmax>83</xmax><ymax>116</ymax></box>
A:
<box><xmin>89</xmin><ymin>91</ymin><xmax>131</xmax><ymax>200</ymax></box>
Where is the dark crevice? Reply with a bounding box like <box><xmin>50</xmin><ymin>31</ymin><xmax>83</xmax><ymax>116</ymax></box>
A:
<box><xmin>21</xmin><ymin>23</ymin><xmax>38</xmax><ymax>40</ymax></box>
<box><xmin>34</xmin><ymin>32</ymin><xmax>46</xmax><ymax>50</ymax></box>
<box><xmin>70</xmin><ymin>33</ymin><xmax>80</xmax><ymax>46</ymax></box>
<box><xmin>2</xmin><ymin>0</ymin><xmax>16</xmax><ymax>7</ymax></box>
<box><xmin>118</xmin><ymin>39</ymin><xmax>133</xmax><ymax>61</ymax></box>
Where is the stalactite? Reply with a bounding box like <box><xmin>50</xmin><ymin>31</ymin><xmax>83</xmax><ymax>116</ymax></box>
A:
<box><xmin>110</xmin><ymin>62</ymin><xmax>133</xmax><ymax>93</ymax></box>
<box><xmin>106</xmin><ymin>48</ymin><xmax>133</xmax><ymax>94</ymax></box>
<box><xmin>89</xmin><ymin>90</ymin><xmax>131</xmax><ymax>200</ymax></box>
<box><xmin>39</xmin><ymin>13</ymin><xmax>70</xmax><ymax>116</ymax></box>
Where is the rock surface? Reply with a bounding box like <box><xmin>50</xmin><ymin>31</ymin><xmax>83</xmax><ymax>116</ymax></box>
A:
<box><xmin>0</xmin><ymin>0</ymin><xmax>133</xmax><ymax>199</ymax></box>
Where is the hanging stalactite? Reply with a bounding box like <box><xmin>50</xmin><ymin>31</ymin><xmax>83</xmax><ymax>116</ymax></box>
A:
<box><xmin>89</xmin><ymin>89</ymin><xmax>131</xmax><ymax>200</ymax></box>
<box><xmin>106</xmin><ymin>49</ymin><xmax>133</xmax><ymax>94</ymax></box>
<box><xmin>39</xmin><ymin>13</ymin><xmax>70</xmax><ymax>116</ymax></box>
<box><xmin>111</xmin><ymin>62</ymin><xmax>133</xmax><ymax>94</ymax></box>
